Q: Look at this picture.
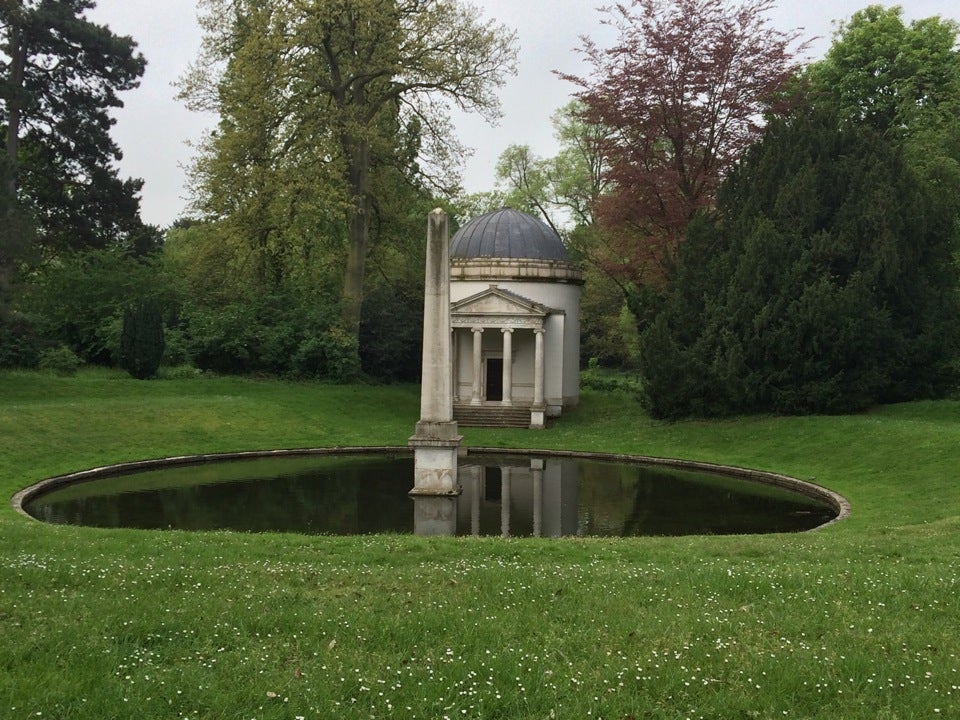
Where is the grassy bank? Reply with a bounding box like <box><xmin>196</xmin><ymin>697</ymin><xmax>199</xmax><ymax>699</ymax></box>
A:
<box><xmin>2</xmin><ymin>369</ymin><xmax>959</xmax><ymax>719</ymax></box>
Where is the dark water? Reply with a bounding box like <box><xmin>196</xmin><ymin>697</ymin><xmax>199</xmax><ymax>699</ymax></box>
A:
<box><xmin>24</xmin><ymin>452</ymin><xmax>837</xmax><ymax>537</ymax></box>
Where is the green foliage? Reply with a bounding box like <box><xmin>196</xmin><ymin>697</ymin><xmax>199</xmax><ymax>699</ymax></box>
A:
<box><xmin>806</xmin><ymin>6</ymin><xmax>960</xmax><ymax>135</ymax></box>
<box><xmin>1</xmin><ymin>0</ymin><xmax>150</xmax><ymax>254</ymax></box>
<box><xmin>159</xmin><ymin>324</ymin><xmax>192</xmax><ymax>369</ymax></box>
<box><xmin>359</xmin><ymin>283</ymin><xmax>422</xmax><ymax>382</ymax></box>
<box><xmin>0</xmin><ymin>178</ymin><xmax>38</xmax><ymax>316</ymax></box>
<box><xmin>37</xmin><ymin>345</ymin><xmax>81</xmax><ymax>376</ymax></box>
<box><xmin>579</xmin><ymin>263</ymin><xmax>641</xmax><ymax>370</ymax></box>
<box><xmin>804</xmin><ymin>5</ymin><xmax>960</xmax><ymax>265</ymax></box>
<box><xmin>0</xmin><ymin>311</ymin><xmax>40</xmax><ymax>368</ymax></box>
<box><xmin>183</xmin><ymin>290</ymin><xmax>360</xmax><ymax>381</ymax></box>
<box><xmin>119</xmin><ymin>300</ymin><xmax>165</xmax><ymax>379</ymax></box>
<box><xmin>639</xmin><ymin>108</ymin><xmax>960</xmax><ymax>418</ymax></box>
<box><xmin>489</xmin><ymin>102</ymin><xmax>611</xmax><ymax>234</ymax></box>
<box><xmin>28</xmin><ymin>248</ymin><xmax>178</xmax><ymax>366</ymax></box>
<box><xmin>179</xmin><ymin>0</ymin><xmax>518</xmax><ymax>350</ymax></box>
<box><xmin>291</xmin><ymin>326</ymin><xmax>361</xmax><ymax>384</ymax></box>
<box><xmin>580</xmin><ymin>358</ymin><xmax>641</xmax><ymax>394</ymax></box>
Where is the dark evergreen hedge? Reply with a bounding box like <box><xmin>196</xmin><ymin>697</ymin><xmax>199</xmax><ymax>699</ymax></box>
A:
<box><xmin>639</xmin><ymin>109</ymin><xmax>960</xmax><ymax>418</ymax></box>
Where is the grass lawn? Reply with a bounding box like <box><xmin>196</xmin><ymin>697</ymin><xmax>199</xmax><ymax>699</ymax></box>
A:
<box><xmin>2</xmin><ymin>368</ymin><xmax>959</xmax><ymax>719</ymax></box>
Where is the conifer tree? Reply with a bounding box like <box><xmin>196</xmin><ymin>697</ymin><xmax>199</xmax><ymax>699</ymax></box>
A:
<box><xmin>119</xmin><ymin>299</ymin><xmax>164</xmax><ymax>379</ymax></box>
<box><xmin>639</xmin><ymin>108</ymin><xmax>960</xmax><ymax>418</ymax></box>
<box><xmin>1</xmin><ymin>0</ymin><xmax>148</xmax><ymax>254</ymax></box>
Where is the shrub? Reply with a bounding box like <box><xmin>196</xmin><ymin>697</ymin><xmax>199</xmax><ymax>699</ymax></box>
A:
<box><xmin>0</xmin><ymin>313</ymin><xmax>41</xmax><ymax>368</ymax></box>
<box><xmin>359</xmin><ymin>284</ymin><xmax>422</xmax><ymax>381</ymax></box>
<box><xmin>39</xmin><ymin>346</ymin><xmax>82</xmax><ymax>376</ymax></box>
<box><xmin>118</xmin><ymin>300</ymin><xmax>165</xmax><ymax>379</ymax></box>
<box><xmin>581</xmin><ymin>358</ymin><xmax>642</xmax><ymax>394</ymax></box>
<box><xmin>183</xmin><ymin>291</ymin><xmax>362</xmax><ymax>381</ymax></box>
<box><xmin>159</xmin><ymin>323</ymin><xmax>192</xmax><ymax>368</ymax></box>
<box><xmin>28</xmin><ymin>248</ymin><xmax>179</xmax><ymax>366</ymax></box>
<box><xmin>292</xmin><ymin>327</ymin><xmax>361</xmax><ymax>382</ymax></box>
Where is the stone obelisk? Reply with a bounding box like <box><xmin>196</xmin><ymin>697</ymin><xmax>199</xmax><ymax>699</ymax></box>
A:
<box><xmin>409</xmin><ymin>208</ymin><xmax>462</xmax><ymax>496</ymax></box>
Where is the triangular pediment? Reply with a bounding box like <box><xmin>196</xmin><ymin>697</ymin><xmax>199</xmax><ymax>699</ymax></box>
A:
<box><xmin>451</xmin><ymin>286</ymin><xmax>551</xmax><ymax>319</ymax></box>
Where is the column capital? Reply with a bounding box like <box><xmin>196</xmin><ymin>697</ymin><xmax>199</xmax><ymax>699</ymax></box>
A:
<box><xmin>500</xmin><ymin>327</ymin><xmax>514</xmax><ymax>335</ymax></box>
<box><xmin>471</xmin><ymin>326</ymin><xmax>484</xmax><ymax>335</ymax></box>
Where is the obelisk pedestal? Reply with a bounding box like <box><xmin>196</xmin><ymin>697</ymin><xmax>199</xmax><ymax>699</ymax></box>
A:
<box><xmin>409</xmin><ymin>208</ymin><xmax>462</xmax><ymax>496</ymax></box>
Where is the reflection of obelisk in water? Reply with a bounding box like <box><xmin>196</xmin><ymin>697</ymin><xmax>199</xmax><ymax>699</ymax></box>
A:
<box><xmin>409</xmin><ymin>208</ymin><xmax>462</xmax><ymax>504</ymax></box>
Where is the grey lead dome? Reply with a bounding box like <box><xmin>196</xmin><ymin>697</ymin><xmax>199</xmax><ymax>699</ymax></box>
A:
<box><xmin>450</xmin><ymin>207</ymin><xmax>568</xmax><ymax>261</ymax></box>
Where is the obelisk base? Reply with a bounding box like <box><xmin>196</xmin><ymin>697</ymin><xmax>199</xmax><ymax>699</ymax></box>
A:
<box><xmin>409</xmin><ymin>423</ymin><xmax>462</xmax><ymax>496</ymax></box>
<box><xmin>412</xmin><ymin>495</ymin><xmax>458</xmax><ymax>535</ymax></box>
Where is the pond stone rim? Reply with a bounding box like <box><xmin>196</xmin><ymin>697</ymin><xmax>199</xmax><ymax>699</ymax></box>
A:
<box><xmin>10</xmin><ymin>445</ymin><xmax>850</xmax><ymax>530</ymax></box>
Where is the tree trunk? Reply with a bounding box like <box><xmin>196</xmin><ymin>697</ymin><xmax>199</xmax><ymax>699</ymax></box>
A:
<box><xmin>1</xmin><ymin>15</ymin><xmax>26</xmax><ymax>310</ymax></box>
<box><xmin>4</xmin><ymin>21</ymin><xmax>26</xmax><ymax>198</ymax></box>
<box><xmin>340</xmin><ymin>137</ymin><xmax>371</xmax><ymax>344</ymax></box>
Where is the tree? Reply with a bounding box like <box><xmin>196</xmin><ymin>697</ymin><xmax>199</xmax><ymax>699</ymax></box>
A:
<box><xmin>119</xmin><ymin>298</ymin><xmax>165</xmax><ymax>379</ymax></box>
<box><xmin>179</xmin><ymin>0</ymin><xmax>518</xmax><ymax>348</ymax></box>
<box><xmin>29</xmin><ymin>246</ymin><xmax>179</xmax><ymax>366</ymax></box>
<box><xmin>488</xmin><ymin>102</ymin><xmax>610</xmax><ymax>237</ymax></box>
<box><xmin>485</xmin><ymin>102</ymin><xmax>646</xmax><ymax>369</ymax></box>
<box><xmin>638</xmin><ymin>107</ymin><xmax>960</xmax><ymax>419</ymax></box>
<box><xmin>804</xmin><ymin>5</ymin><xmax>960</xmax><ymax>249</ymax></box>
<box><xmin>0</xmin><ymin>159</ymin><xmax>33</xmax><ymax>315</ymax></box>
<box><xmin>561</xmin><ymin>0</ymin><xmax>804</xmax><ymax>290</ymax></box>
<box><xmin>1</xmin><ymin>0</ymin><xmax>149</xmax><ymax>254</ymax></box>
<box><xmin>806</xmin><ymin>5</ymin><xmax>960</xmax><ymax>136</ymax></box>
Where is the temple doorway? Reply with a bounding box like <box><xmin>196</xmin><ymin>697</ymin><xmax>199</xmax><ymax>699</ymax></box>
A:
<box><xmin>486</xmin><ymin>358</ymin><xmax>503</xmax><ymax>401</ymax></box>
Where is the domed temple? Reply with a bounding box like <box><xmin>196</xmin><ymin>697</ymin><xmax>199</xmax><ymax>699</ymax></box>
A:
<box><xmin>449</xmin><ymin>208</ymin><xmax>584</xmax><ymax>429</ymax></box>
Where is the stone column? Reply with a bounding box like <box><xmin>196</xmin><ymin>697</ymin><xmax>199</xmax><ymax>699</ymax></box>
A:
<box><xmin>501</xmin><ymin>327</ymin><xmax>513</xmax><ymax>405</ymax></box>
<box><xmin>409</xmin><ymin>208</ymin><xmax>462</xmax><ymax>496</ymax></box>
<box><xmin>417</xmin><ymin>208</ymin><xmax>453</xmax><ymax>424</ymax></box>
<box><xmin>531</xmin><ymin>327</ymin><xmax>546</xmax><ymax>429</ymax></box>
<box><xmin>470</xmin><ymin>469</ymin><xmax>481</xmax><ymax>536</ymax></box>
<box><xmin>470</xmin><ymin>327</ymin><xmax>483</xmax><ymax>405</ymax></box>
<box><xmin>451</xmin><ymin>328</ymin><xmax>459</xmax><ymax>403</ymax></box>
<box><xmin>531</xmin><ymin>458</ymin><xmax>544</xmax><ymax>537</ymax></box>
<box><xmin>500</xmin><ymin>466</ymin><xmax>512</xmax><ymax>538</ymax></box>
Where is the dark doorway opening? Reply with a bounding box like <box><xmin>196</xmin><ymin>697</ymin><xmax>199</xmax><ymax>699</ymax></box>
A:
<box><xmin>486</xmin><ymin>358</ymin><xmax>503</xmax><ymax>401</ymax></box>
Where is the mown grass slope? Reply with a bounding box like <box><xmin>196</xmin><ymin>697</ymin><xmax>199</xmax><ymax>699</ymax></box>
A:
<box><xmin>2</xmin><ymin>370</ymin><xmax>958</xmax><ymax>719</ymax></box>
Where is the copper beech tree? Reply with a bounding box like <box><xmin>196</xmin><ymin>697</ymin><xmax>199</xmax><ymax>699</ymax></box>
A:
<box><xmin>562</xmin><ymin>0</ymin><xmax>805</xmax><ymax>290</ymax></box>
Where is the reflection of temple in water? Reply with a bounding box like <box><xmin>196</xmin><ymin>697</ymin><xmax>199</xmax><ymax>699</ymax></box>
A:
<box><xmin>413</xmin><ymin>457</ymin><xmax>579</xmax><ymax>537</ymax></box>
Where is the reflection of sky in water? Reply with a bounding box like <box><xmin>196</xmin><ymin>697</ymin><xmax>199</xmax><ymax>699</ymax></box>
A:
<box><xmin>26</xmin><ymin>454</ymin><xmax>836</xmax><ymax>537</ymax></box>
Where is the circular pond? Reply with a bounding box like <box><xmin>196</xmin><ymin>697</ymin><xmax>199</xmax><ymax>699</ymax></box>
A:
<box><xmin>17</xmin><ymin>449</ymin><xmax>843</xmax><ymax>537</ymax></box>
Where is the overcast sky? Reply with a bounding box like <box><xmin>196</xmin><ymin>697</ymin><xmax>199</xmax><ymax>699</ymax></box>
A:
<box><xmin>85</xmin><ymin>0</ymin><xmax>960</xmax><ymax>227</ymax></box>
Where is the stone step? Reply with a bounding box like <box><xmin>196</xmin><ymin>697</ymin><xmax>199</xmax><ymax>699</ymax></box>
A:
<box><xmin>453</xmin><ymin>404</ymin><xmax>533</xmax><ymax>428</ymax></box>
